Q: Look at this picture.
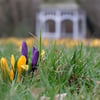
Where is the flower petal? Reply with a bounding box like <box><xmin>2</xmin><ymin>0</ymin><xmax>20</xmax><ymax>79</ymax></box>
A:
<box><xmin>21</xmin><ymin>65</ymin><xmax>29</xmax><ymax>71</ymax></box>
<box><xmin>17</xmin><ymin>55</ymin><xmax>26</xmax><ymax>74</ymax></box>
<box><xmin>11</xmin><ymin>54</ymin><xmax>15</xmax><ymax>70</ymax></box>
<box><xmin>32</xmin><ymin>47</ymin><xmax>39</xmax><ymax>66</ymax></box>
<box><xmin>0</xmin><ymin>57</ymin><xmax>9</xmax><ymax>74</ymax></box>
<box><xmin>10</xmin><ymin>69</ymin><xmax>14</xmax><ymax>81</ymax></box>
<box><xmin>22</xmin><ymin>40</ymin><xmax>28</xmax><ymax>63</ymax></box>
<box><xmin>41</xmin><ymin>50</ymin><xmax>45</xmax><ymax>57</ymax></box>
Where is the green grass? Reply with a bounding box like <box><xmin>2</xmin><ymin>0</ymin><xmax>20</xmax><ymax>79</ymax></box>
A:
<box><xmin>0</xmin><ymin>42</ymin><xmax>100</xmax><ymax>100</ymax></box>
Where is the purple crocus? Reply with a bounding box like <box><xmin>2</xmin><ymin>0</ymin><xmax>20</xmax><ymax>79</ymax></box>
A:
<box><xmin>22</xmin><ymin>40</ymin><xmax>28</xmax><ymax>63</ymax></box>
<box><xmin>32</xmin><ymin>47</ymin><xmax>39</xmax><ymax>71</ymax></box>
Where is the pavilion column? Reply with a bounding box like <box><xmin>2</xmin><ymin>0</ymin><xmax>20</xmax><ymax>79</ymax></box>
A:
<box><xmin>56</xmin><ymin>19</ymin><xmax>61</xmax><ymax>38</ymax></box>
<box><xmin>81</xmin><ymin>16</ymin><xmax>86</xmax><ymax>38</ymax></box>
<box><xmin>73</xmin><ymin>18</ymin><xmax>79</xmax><ymax>39</ymax></box>
<box><xmin>56</xmin><ymin>11</ymin><xmax>61</xmax><ymax>38</ymax></box>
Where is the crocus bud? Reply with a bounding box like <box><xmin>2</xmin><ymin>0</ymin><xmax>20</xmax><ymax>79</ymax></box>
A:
<box><xmin>32</xmin><ymin>47</ymin><xmax>39</xmax><ymax>67</ymax></box>
<box><xmin>11</xmin><ymin>54</ymin><xmax>15</xmax><ymax>71</ymax></box>
<box><xmin>0</xmin><ymin>57</ymin><xmax>9</xmax><ymax>74</ymax></box>
<box><xmin>10</xmin><ymin>69</ymin><xmax>14</xmax><ymax>81</ymax></box>
<box><xmin>22</xmin><ymin>40</ymin><xmax>28</xmax><ymax>63</ymax></box>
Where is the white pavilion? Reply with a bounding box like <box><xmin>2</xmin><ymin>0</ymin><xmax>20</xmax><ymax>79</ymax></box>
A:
<box><xmin>36</xmin><ymin>2</ymin><xmax>86</xmax><ymax>39</ymax></box>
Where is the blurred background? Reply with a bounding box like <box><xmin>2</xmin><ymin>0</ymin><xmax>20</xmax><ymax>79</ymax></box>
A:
<box><xmin>0</xmin><ymin>0</ymin><xmax>100</xmax><ymax>38</ymax></box>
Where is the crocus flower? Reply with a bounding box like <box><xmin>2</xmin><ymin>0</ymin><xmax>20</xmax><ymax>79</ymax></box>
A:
<box><xmin>32</xmin><ymin>47</ymin><xmax>39</xmax><ymax>71</ymax></box>
<box><xmin>0</xmin><ymin>57</ymin><xmax>9</xmax><ymax>75</ymax></box>
<box><xmin>10</xmin><ymin>54</ymin><xmax>15</xmax><ymax>81</ymax></box>
<box><xmin>10</xmin><ymin>69</ymin><xmax>14</xmax><ymax>81</ymax></box>
<box><xmin>11</xmin><ymin>54</ymin><xmax>15</xmax><ymax>70</ymax></box>
<box><xmin>41</xmin><ymin>50</ymin><xmax>45</xmax><ymax>58</ymax></box>
<box><xmin>22</xmin><ymin>40</ymin><xmax>28</xmax><ymax>63</ymax></box>
<box><xmin>17</xmin><ymin>55</ymin><xmax>29</xmax><ymax>74</ymax></box>
<box><xmin>17</xmin><ymin>55</ymin><xmax>29</xmax><ymax>82</ymax></box>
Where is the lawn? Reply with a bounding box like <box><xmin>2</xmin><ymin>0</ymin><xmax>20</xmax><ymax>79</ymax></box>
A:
<box><xmin>0</xmin><ymin>37</ymin><xmax>100</xmax><ymax>100</ymax></box>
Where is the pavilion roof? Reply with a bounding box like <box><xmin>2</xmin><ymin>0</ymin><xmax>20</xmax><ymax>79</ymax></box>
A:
<box><xmin>40</xmin><ymin>1</ymin><xmax>80</xmax><ymax>10</ymax></box>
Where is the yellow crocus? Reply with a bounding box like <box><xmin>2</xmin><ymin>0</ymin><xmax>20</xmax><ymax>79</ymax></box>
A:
<box><xmin>10</xmin><ymin>69</ymin><xmax>14</xmax><ymax>81</ymax></box>
<box><xmin>17</xmin><ymin>55</ymin><xmax>27</xmax><ymax>75</ymax></box>
<box><xmin>41</xmin><ymin>50</ymin><xmax>45</xmax><ymax>57</ymax></box>
<box><xmin>17</xmin><ymin>55</ymin><xmax>26</xmax><ymax>74</ymax></box>
<box><xmin>21</xmin><ymin>65</ymin><xmax>29</xmax><ymax>71</ymax></box>
<box><xmin>17</xmin><ymin>55</ymin><xmax>29</xmax><ymax>82</ymax></box>
<box><xmin>11</xmin><ymin>54</ymin><xmax>15</xmax><ymax>70</ymax></box>
<box><xmin>0</xmin><ymin>57</ymin><xmax>9</xmax><ymax>75</ymax></box>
